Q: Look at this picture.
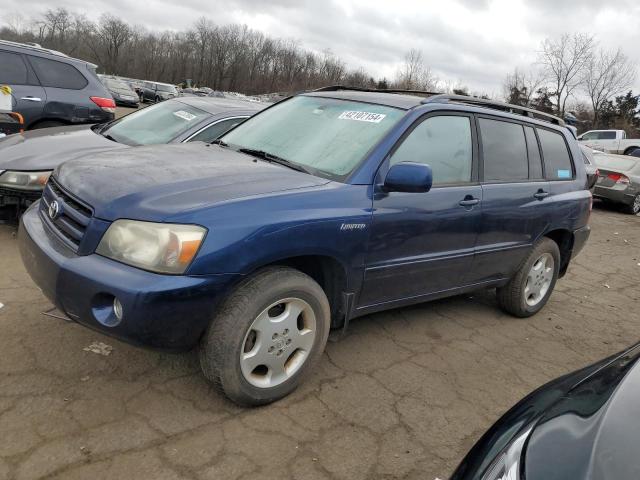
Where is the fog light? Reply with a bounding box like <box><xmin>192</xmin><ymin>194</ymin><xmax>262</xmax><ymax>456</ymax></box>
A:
<box><xmin>113</xmin><ymin>298</ymin><xmax>123</xmax><ymax>321</ymax></box>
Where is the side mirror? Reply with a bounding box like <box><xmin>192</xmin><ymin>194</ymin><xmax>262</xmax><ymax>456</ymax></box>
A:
<box><xmin>384</xmin><ymin>162</ymin><xmax>433</xmax><ymax>193</ymax></box>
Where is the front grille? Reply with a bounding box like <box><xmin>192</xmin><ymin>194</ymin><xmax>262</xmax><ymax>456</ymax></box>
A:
<box><xmin>0</xmin><ymin>186</ymin><xmax>42</xmax><ymax>202</ymax></box>
<box><xmin>41</xmin><ymin>178</ymin><xmax>93</xmax><ymax>250</ymax></box>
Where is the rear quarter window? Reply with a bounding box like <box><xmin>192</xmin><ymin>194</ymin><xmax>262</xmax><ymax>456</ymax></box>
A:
<box><xmin>538</xmin><ymin>129</ymin><xmax>574</xmax><ymax>180</ymax></box>
<box><xmin>28</xmin><ymin>56</ymin><xmax>88</xmax><ymax>90</ymax></box>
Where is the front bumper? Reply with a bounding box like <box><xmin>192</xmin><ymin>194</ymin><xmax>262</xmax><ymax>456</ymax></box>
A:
<box><xmin>0</xmin><ymin>186</ymin><xmax>42</xmax><ymax>208</ymax></box>
<box><xmin>19</xmin><ymin>204</ymin><xmax>241</xmax><ymax>351</ymax></box>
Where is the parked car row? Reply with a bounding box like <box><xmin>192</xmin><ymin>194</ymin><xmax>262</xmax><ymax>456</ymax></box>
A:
<box><xmin>0</xmin><ymin>96</ymin><xmax>266</xmax><ymax>211</ymax></box>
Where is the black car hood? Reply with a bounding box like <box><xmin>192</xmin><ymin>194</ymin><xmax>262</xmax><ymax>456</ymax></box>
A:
<box><xmin>55</xmin><ymin>142</ymin><xmax>330</xmax><ymax>221</ymax></box>
<box><xmin>525</xmin><ymin>345</ymin><xmax>640</xmax><ymax>480</ymax></box>
<box><xmin>451</xmin><ymin>344</ymin><xmax>640</xmax><ymax>480</ymax></box>
<box><xmin>0</xmin><ymin>125</ymin><xmax>125</xmax><ymax>171</ymax></box>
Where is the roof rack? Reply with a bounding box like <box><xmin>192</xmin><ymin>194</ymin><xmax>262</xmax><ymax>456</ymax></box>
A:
<box><xmin>422</xmin><ymin>94</ymin><xmax>565</xmax><ymax>126</ymax></box>
<box><xmin>314</xmin><ymin>85</ymin><xmax>441</xmax><ymax>98</ymax></box>
<box><xmin>0</xmin><ymin>39</ymin><xmax>70</xmax><ymax>58</ymax></box>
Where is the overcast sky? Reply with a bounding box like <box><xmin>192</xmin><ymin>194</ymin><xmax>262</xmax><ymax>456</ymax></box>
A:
<box><xmin>4</xmin><ymin>0</ymin><xmax>640</xmax><ymax>95</ymax></box>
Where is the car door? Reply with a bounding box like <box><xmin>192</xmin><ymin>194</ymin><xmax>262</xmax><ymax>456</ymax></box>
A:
<box><xmin>359</xmin><ymin>113</ymin><xmax>482</xmax><ymax>307</ymax></box>
<box><xmin>468</xmin><ymin>118</ymin><xmax>552</xmax><ymax>284</ymax></box>
<box><xmin>0</xmin><ymin>50</ymin><xmax>46</xmax><ymax>126</ymax></box>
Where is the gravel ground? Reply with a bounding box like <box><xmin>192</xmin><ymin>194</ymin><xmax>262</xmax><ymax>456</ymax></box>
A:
<box><xmin>0</xmin><ymin>204</ymin><xmax>638</xmax><ymax>480</ymax></box>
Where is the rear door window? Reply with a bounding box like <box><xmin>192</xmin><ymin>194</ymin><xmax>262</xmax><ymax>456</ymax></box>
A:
<box><xmin>538</xmin><ymin>129</ymin><xmax>574</xmax><ymax>180</ymax></box>
<box><xmin>28</xmin><ymin>56</ymin><xmax>88</xmax><ymax>90</ymax></box>
<box><xmin>389</xmin><ymin>115</ymin><xmax>473</xmax><ymax>185</ymax></box>
<box><xmin>0</xmin><ymin>51</ymin><xmax>29</xmax><ymax>84</ymax></box>
<box><xmin>479</xmin><ymin>118</ymin><xmax>528</xmax><ymax>182</ymax></box>
<box><xmin>598</xmin><ymin>131</ymin><xmax>616</xmax><ymax>140</ymax></box>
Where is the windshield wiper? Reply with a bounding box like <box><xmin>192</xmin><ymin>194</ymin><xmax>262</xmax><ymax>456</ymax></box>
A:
<box><xmin>210</xmin><ymin>139</ymin><xmax>228</xmax><ymax>147</ymax></box>
<box><xmin>237</xmin><ymin>148</ymin><xmax>312</xmax><ymax>174</ymax></box>
<box><xmin>103</xmin><ymin>134</ymin><xmax>118</xmax><ymax>143</ymax></box>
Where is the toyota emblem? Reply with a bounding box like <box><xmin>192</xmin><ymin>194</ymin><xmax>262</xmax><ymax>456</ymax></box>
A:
<box><xmin>48</xmin><ymin>200</ymin><xmax>60</xmax><ymax>220</ymax></box>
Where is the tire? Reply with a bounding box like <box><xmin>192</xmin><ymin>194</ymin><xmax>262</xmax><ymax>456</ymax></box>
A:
<box><xmin>30</xmin><ymin>120</ymin><xmax>65</xmax><ymax>130</ymax></box>
<box><xmin>497</xmin><ymin>237</ymin><xmax>561</xmax><ymax>318</ymax></box>
<box><xmin>621</xmin><ymin>194</ymin><xmax>640</xmax><ymax>215</ymax></box>
<box><xmin>155</xmin><ymin>96</ymin><xmax>161</xmax><ymax>103</ymax></box>
<box><xmin>139</xmin><ymin>93</ymin><xmax>144</xmax><ymax>104</ymax></box>
<box><xmin>199</xmin><ymin>267</ymin><xmax>331</xmax><ymax>406</ymax></box>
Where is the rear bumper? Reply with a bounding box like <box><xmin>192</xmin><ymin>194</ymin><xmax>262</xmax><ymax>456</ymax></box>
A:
<box><xmin>19</xmin><ymin>204</ymin><xmax>241</xmax><ymax>351</ymax></box>
<box><xmin>593</xmin><ymin>185</ymin><xmax>638</xmax><ymax>205</ymax></box>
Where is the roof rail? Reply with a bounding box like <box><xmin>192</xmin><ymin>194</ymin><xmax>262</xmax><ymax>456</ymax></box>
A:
<box><xmin>422</xmin><ymin>94</ymin><xmax>565</xmax><ymax>126</ymax></box>
<box><xmin>0</xmin><ymin>39</ymin><xmax>70</xmax><ymax>58</ymax></box>
<box><xmin>314</xmin><ymin>85</ymin><xmax>441</xmax><ymax>98</ymax></box>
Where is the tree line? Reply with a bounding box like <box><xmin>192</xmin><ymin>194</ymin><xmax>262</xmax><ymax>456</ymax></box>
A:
<box><xmin>2</xmin><ymin>11</ymin><xmax>638</xmax><ymax>133</ymax></box>
<box><xmin>503</xmin><ymin>33</ymin><xmax>638</xmax><ymax>133</ymax></box>
<box><xmin>1</xmin><ymin>9</ymin><xmax>383</xmax><ymax>94</ymax></box>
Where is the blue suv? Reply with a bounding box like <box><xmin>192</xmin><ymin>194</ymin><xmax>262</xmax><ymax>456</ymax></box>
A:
<box><xmin>19</xmin><ymin>87</ymin><xmax>591</xmax><ymax>405</ymax></box>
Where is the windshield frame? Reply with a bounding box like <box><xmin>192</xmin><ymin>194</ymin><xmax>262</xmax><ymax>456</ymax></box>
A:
<box><xmin>220</xmin><ymin>94</ymin><xmax>407</xmax><ymax>183</ymax></box>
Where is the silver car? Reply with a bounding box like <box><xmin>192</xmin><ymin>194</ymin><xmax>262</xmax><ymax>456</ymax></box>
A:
<box><xmin>593</xmin><ymin>152</ymin><xmax>640</xmax><ymax>214</ymax></box>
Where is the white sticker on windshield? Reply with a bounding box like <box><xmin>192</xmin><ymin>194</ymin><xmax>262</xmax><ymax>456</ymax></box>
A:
<box><xmin>338</xmin><ymin>111</ymin><xmax>386</xmax><ymax>123</ymax></box>
<box><xmin>173</xmin><ymin>110</ymin><xmax>197</xmax><ymax>121</ymax></box>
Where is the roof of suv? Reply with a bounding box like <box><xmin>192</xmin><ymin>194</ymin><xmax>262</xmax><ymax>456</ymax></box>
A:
<box><xmin>307</xmin><ymin>86</ymin><xmax>566</xmax><ymax>128</ymax></box>
<box><xmin>0</xmin><ymin>39</ymin><xmax>96</xmax><ymax>68</ymax></box>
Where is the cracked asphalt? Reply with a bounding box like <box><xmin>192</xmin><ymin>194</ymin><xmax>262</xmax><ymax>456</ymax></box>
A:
<box><xmin>0</xmin><ymin>204</ymin><xmax>639</xmax><ymax>480</ymax></box>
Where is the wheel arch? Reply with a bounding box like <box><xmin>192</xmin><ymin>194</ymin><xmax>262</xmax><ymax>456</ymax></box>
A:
<box><xmin>623</xmin><ymin>145</ymin><xmax>640</xmax><ymax>155</ymax></box>
<box><xmin>543</xmin><ymin>228</ymin><xmax>574</xmax><ymax>277</ymax></box>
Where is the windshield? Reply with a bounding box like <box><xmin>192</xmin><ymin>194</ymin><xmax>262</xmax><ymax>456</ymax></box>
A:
<box><xmin>157</xmin><ymin>84</ymin><xmax>177</xmax><ymax>93</ymax></box>
<box><xmin>221</xmin><ymin>95</ymin><xmax>405</xmax><ymax>180</ymax></box>
<box><xmin>102</xmin><ymin>100</ymin><xmax>210</xmax><ymax>145</ymax></box>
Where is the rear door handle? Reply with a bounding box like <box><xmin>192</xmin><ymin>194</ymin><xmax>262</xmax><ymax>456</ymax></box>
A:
<box><xmin>459</xmin><ymin>197</ymin><xmax>480</xmax><ymax>207</ymax></box>
<box><xmin>534</xmin><ymin>190</ymin><xmax>550</xmax><ymax>200</ymax></box>
<box><xmin>21</xmin><ymin>97</ymin><xmax>42</xmax><ymax>102</ymax></box>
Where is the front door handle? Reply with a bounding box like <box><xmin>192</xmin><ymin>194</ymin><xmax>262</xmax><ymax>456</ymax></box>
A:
<box><xmin>459</xmin><ymin>197</ymin><xmax>480</xmax><ymax>207</ymax></box>
<box><xmin>534</xmin><ymin>190</ymin><xmax>550</xmax><ymax>200</ymax></box>
<box><xmin>21</xmin><ymin>97</ymin><xmax>42</xmax><ymax>102</ymax></box>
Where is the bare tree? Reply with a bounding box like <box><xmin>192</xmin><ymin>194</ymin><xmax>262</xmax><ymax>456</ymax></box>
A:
<box><xmin>502</xmin><ymin>67</ymin><xmax>546</xmax><ymax>106</ymax></box>
<box><xmin>539</xmin><ymin>33</ymin><xmax>595</xmax><ymax>116</ymax></box>
<box><xmin>584</xmin><ymin>48</ymin><xmax>636</xmax><ymax>127</ymax></box>
<box><xmin>395</xmin><ymin>49</ymin><xmax>438</xmax><ymax>91</ymax></box>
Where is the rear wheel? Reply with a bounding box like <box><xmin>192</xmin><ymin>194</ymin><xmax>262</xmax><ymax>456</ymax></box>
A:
<box><xmin>497</xmin><ymin>237</ymin><xmax>560</xmax><ymax>317</ymax></box>
<box><xmin>621</xmin><ymin>194</ymin><xmax>640</xmax><ymax>215</ymax></box>
<box><xmin>625</xmin><ymin>147</ymin><xmax>640</xmax><ymax>157</ymax></box>
<box><xmin>199</xmin><ymin>267</ymin><xmax>330</xmax><ymax>406</ymax></box>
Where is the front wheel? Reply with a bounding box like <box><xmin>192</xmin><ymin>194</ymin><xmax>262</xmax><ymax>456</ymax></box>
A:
<box><xmin>497</xmin><ymin>237</ymin><xmax>560</xmax><ymax>317</ymax></box>
<box><xmin>621</xmin><ymin>194</ymin><xmax>640</xmax><ymax>215</ymax></box>
<box><xmin>626</xmin><ymin>148</ymin><xmax>640</xmax><ymax>157</ymax></box>
<box><xmin>199</xmin><ymin>267</ymin><xmax>330</xmax><ymax>406</ymax></box>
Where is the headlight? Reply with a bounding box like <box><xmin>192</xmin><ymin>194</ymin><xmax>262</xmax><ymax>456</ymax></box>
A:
<box><xmin>96</xmin><ymin>220</ymin><xmax>207</xmax><ymax>274</ymax></box>
<box><xmin>0</xmin><ymin>170</ymin><xmax>52</xmax><ymax>191</ymax></box>
<box><xmin>481</xmin><ymin>427</ymin><xmax>532</xmax><ymax>480</ymax></box>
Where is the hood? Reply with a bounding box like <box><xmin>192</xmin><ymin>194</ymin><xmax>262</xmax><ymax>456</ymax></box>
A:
<box><xmin>55</xmin><ymin>142</ymin><xmax>330</xmax><ymax>221</ymax></box>
<box><xmin>0</xmin><ymin>125</ymin><xmax>126</xmax><ymax>171</ymax></box>
<box><xmin>525</xmin><ymin>344</ymin><xmax>640</xmax><ymax>480</ymax></box>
